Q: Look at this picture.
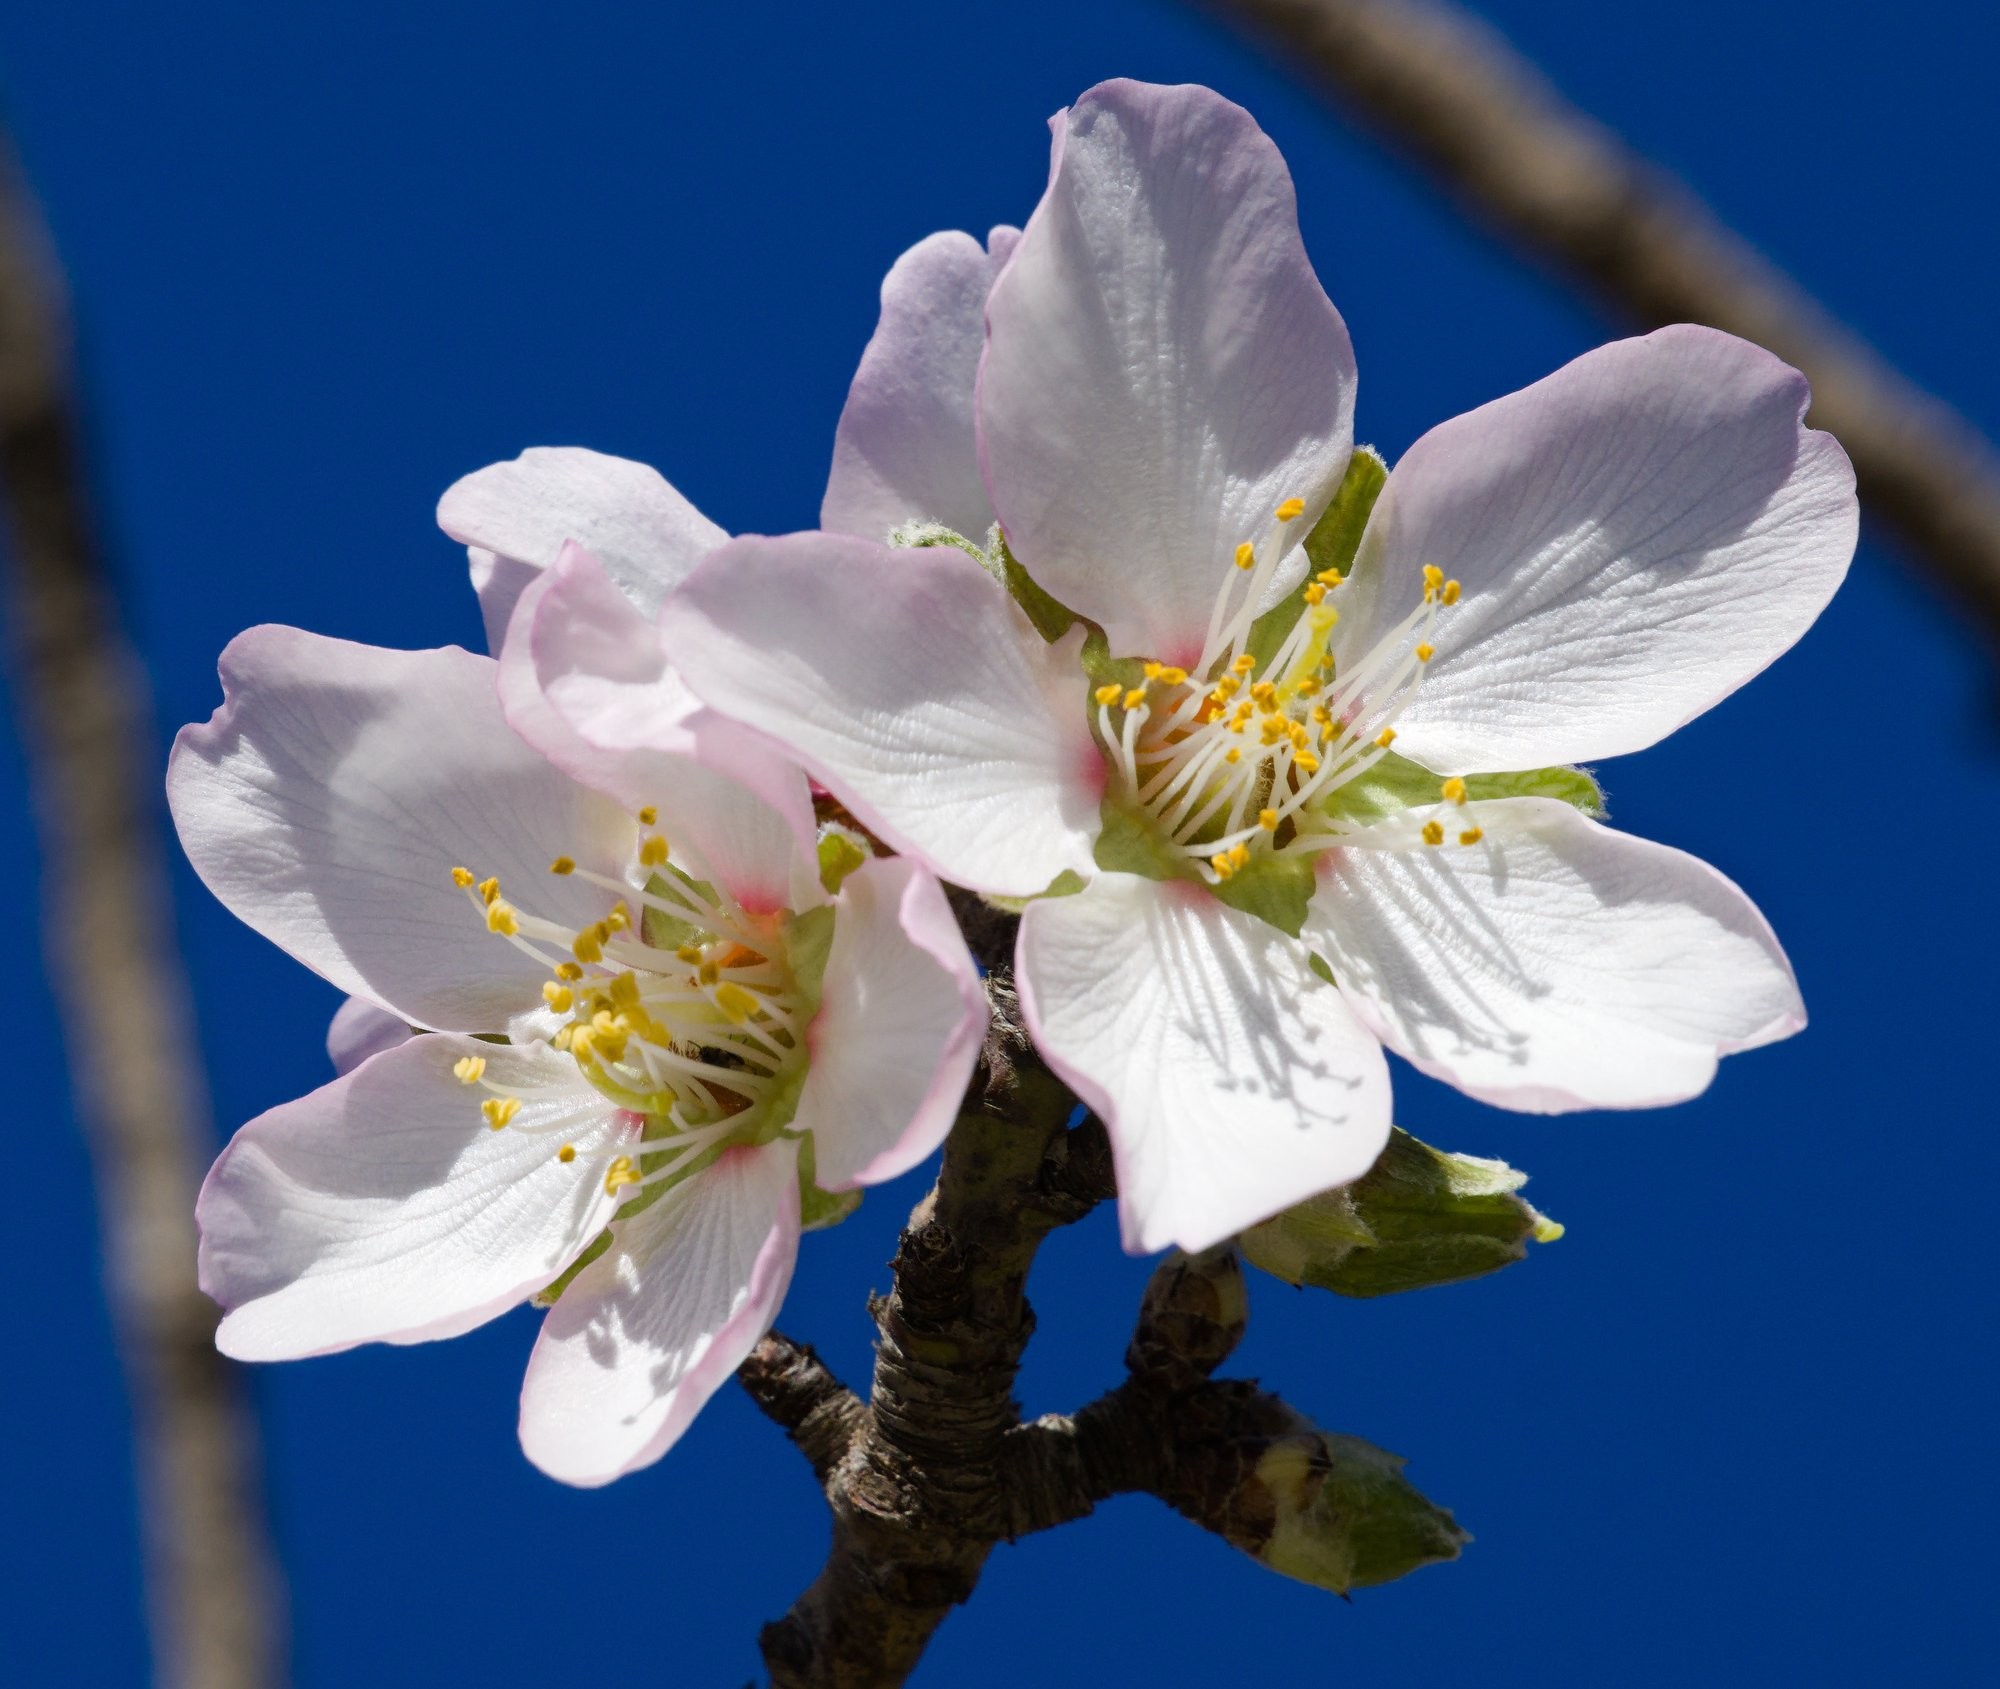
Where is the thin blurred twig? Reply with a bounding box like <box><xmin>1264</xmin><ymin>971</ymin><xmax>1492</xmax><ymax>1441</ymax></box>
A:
<box><xmin>1204</xmin><ymin>0</ymin><xmax>2000</xmax><ymax>633</ymax></box>
<box><xmin>0</xmin><ymin>133</ymin><xmax>286</xmax><ymax>1688</ymax></box>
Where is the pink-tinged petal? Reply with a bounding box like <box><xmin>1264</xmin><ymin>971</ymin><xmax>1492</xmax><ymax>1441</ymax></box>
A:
<box><xmin>326</xmin><ymin>996</ymin><xmax>410</xmax><ymax>1075</ymax></box>
<box><xmin>661</xmin><ymin>534</ymin><xmax>1103</xmax><ymax>898</ymax></box>
<box><xmin>518</xmin><ymin>1138</ymin><xmax>801</xmax><ymax>1487</ymax></box>
<box><xmin>1018</xmin><ymin>873</ymin><xmax>1391</xmax><ymax>1255</ymax></box>
<box><xmin>495</xmin><ymin>546</ymin><xmax>817</xmax><ymax>913</ymax></box>
<box><xmin>1303</xmin><ymin>797</ymin><xmax>1804</xmax><ymax>1112</ymax></box>
<box><xmin>168</xmin><ymin>628</ymin><xmax>634</xmax><ymax>1031</ymax></box>
<box><xmin>823</xmin><ymin>227</ymin><xmax>1018</xmax><ymax>544</ymax></box>
<box><xmin>199</xmin><ymin>1036</ymin><xmax>630</xmax><ymax>1361</ymax></box>
<box><xmin>980</xmin><ymin>79</ymin><xmax>1357</xmax><ymax>665</ymax></box>
<box><xmin>794</xmin><ymin>855</ymin><xmax>986</xmax><ymax>1191</ymax></box>
<box><xmin>1343</xmin><ymin>326</ymin><xmax>1858</xmax><ymax>772</ymax></box>
<box><xmin>439</xmin><ymin>447</ymin><xmax>729</xmax><ymax>647</ymax></box>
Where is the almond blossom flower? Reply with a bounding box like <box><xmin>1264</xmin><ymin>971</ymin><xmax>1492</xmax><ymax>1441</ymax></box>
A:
<box><xmin>643</xmin><ymin>78</ymin><xmax>1857</xmax><ymax>1255</ymax></box>
<box><xmin>171</xmin><ymin>623</ymin><xmax>983</xmax><ymax>1485</ymax></box>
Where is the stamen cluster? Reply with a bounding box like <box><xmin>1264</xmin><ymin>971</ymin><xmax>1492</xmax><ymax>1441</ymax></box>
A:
<box><xmin>447</xmin><ymin>808</ymin><xmax>807</xmax><ymax>1202</ymax></box>
<box><xmin>1093</xmin><ymin>501</ymin><xmax>1472</xmax><ymax>881</ymax></box>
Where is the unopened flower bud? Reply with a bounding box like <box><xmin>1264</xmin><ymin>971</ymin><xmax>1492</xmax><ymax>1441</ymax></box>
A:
<box><xmin>1255</xmin><ymin>1430</ymin><xmax>1468</xmax><ymax>1594</ymax></box>
<box><xmin>1240</xmin><ymin>1127</ymin><xmax>1560</xmax><ymax>1298</ymax></box>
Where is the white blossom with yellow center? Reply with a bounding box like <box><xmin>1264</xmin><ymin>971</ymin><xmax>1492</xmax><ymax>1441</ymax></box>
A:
<box><xmin>172</xmin><ymin>610</ymin><xmax>983</xmax><ymax>1487</ymax></box>
<box><xmin>641</xmin><ymin>79</ymin><xmax>1854</xmax><ymax>1257</ymax></box>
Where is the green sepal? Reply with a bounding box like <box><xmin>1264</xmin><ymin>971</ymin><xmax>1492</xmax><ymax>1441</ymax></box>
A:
<box><xmin>531</xmin><ymin>1226</ymin><xmax>613</xmax><ymax>1308</ymax></box>
<box><xmin>816</xmin><ymin>826</ymin><xmax>871</xmax><ymax>896</ymax></box>
<box><xmin>1319</xmin><ymin>749</ymin><xmax>1605</xmax><ymax>831</ymax></box>
<box><xmin>888</xmin><ymin>519</ymin><xmax>988</xmax><ymax>564</ymax></box>
<box><xmin>994</xmin><ymin>534</ymin><xmax>1077</xmax><ymax>643</ymax></box>
<box><xmin>1094</xmin><ymin>798</ymin><xmax>1315</xmax><ymax>937</ymax></box>
<box><xmin>639</xmin><ymin>866</ymin><xmax>721</xmax><ymax>951</ymax></box>
<box><xmin>1078</xmin><ymin>625</ymin><xmax>1147</xmax><ymax>695</ymax></box>
<box><xmin>1240</xmin><ymin>1126</ymin><xmax>1562</xmax><ymax>1299</ymax></box>
<box><xmin>794</xmin><ymin>1133</ymin><xmax>863</xmax><ymax>1233</ymax></box>
<box><xmin>1256</xmin><ymin>1431</ymin><xmax>1468</xmax><ymax>1593</ymax></box>
<box><xmin>979</xmin><ymin>868</ymin><xmax>1087</xmax><ymax>915</ymax></box>
<box><xmin>1242</xmin><ymin>445</ymin><xmax>1388</xmax><ymax>678</ymax></box>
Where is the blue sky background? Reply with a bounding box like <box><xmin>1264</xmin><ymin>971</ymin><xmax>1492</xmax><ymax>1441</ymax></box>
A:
<box><xmin>3</xmin><ymin>2</ymin><xmax>1995</xmax><ymax>1682</ymax></box>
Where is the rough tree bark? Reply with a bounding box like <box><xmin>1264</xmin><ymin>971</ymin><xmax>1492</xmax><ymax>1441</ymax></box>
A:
<box><xmin>1204</xmin><ymin>0</ymin><xmax>2000</xmax><ymax>636</ymax></box>
<box><xmin>736</xmin><ymin>928</ymin><xmax>1412</xmax><ymax>1688</ymax></box>
<box><xmin>0</xmin><ymin>136</ymin><xmax>286</xmax><ymax>1689</ymax></box>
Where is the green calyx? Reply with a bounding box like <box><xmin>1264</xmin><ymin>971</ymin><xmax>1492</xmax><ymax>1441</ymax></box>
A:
<box><xmin>1093</xmin><ymin>797</ymin><xmax>1316</xmax><ymax>937</ymax></box>
<box><xmin>1319</xmin><ymin>750</ymin><xmax>1606</xmax><ymax>831</ymax></box>
<box><xmin>1255</xmin><ymin>1430</ymin><xmax>1469</xmax><ymax>1593</ymax></box>
<box><xmin>1239</xmin><ymin>1126</ymin><xmax>1562</xmax><ymax>1299</ymax></box>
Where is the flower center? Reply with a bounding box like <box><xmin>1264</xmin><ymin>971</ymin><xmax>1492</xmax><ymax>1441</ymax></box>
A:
<box><xmin>1092</xmin><ymin>500</ymin><xmax>1473</xmax><ymax>884</ymax></box>
<box><xmin>448</xmin><ymin>806</ymin><xmax>809</xmax><ymax>1202</ymax></box>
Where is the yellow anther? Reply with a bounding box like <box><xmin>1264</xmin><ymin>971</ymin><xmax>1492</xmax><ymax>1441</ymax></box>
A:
<box><xmin>554</xmin><ymin>962</ymin><xmax>583</xmax><ymax>982</ymax></box>
<box><xmin>1376</xmin><ymin>727</ymin><xmax>1397</xmax><ymax>748</ymax></box>
<box><xmin>1423</xmin><ymin>564</ymin><xmax>1444</xmax><ymax>598</ymax></box>
<box><xmin>1156</xmin><ymin>666</ymin><xmax>1188</xmax><ymax>686</ymax></box>
<box><xmin>1303</xmin><ymin>582</ymin><xmax>1326</xmax><ymax>605</ymax></box>
<box><xmin>1458</xmin><ymin>827</ymin><xmax>1484</xmax><ymax>846</ymax></box>
<box><xmin>543</xmin><ymin>982</ymin><xmax>574</xmax><ymax>1013</ymax></box>
<box><xmin>1316</xmin><ymin>569</ymin><xmax>1344</xmax><ymax>587</ymax></box>
<box><xmin>1210</xmin><ymin>852</ymin><xmax>1236</xmax><ymax>880</ymax></box>
<box><xmin>1232</xmin><ymin>654</ymin><xmax>1256</xmax><ymax>675</ymax></box>
<box><xmin>675</xmin><ymin>944</ymin><xmax>703</xmax><ymax>965</ymax></box>
<box><xmin>1441</xmin><ymin>777</ymin><xmax>1468</xmax><ymax>805</ymax></box>
<box><xmin>452</xmin><ymin>1055</ymin><xmax>487</xmax><ymax>1085</ymax></box>
<box><xmin>1260</xmin><ymin>718</ymin><xmax>1286</xmax><ymax>746</ymax></box>
<box><xmin>1224</xmin><ymin>747</ymin><xmax>1242</xmax><ymax>764</ymax></box>
<box><xmin>1095</xmin><ymin>682</ymin><xmax>1122</xmax><ymax>706</ymax></box>
<box><xmin>1289</xmin><ymin>722</ymin><xmax>1309</xmax><ymax>750</ymax></box>
<box><xmin>477</xmin><ymin>876</ymin><xmax>500</xmax><ymax>906</ymax></box>
<box><xmin>572</xmin><ymin>927</ymin><xmax>604</xmax><ymax>964</ymax></box>
<box><xmin>1259</xmin><ymin>808</ymin><xmax>1280</xmax><ymax>832</ymax></box>
<box><xmin>1421</xmin><ymin>820</ymin><xmax>1445</xmax><ymax>847</ymax></box>
<box><xmin>714</xmin><ymin>982</ymin><xmax>760</xmax><ymax>1024</ymax></box>
<box><xmin>1144</xmin><ymin>661</ymin><xmax>1165</xmax><ymax>680</ymax></box>
<box><xmin>605</xmin><ymin>900</ymin><xmax>631</xmax><ymax>931</ymax></box>
<box><xmin>637</xmin><ymin>806</ymin><xmax>657</xmax><ymax>826</ymax></box>
<box><xmin>1212</xmin><ymin>675</ymin><xmax>1240</xmax><ymax>701</ymax></box>
<box><xmin>697</xmin><ymin>960</ymin><xmax>720</xmax><ymax>986</ymax></box>
<box><xmin>481</xmin><ymin>1096</ymin><xmax>521</xmax><ymax>1130</ymax></box>
<box><xmin>1415</xmin><ymin>642</ymin><xmax>1435</xmax><ymax>663</ymax></box>
<box><xmin>1276</xmin><ymin>497</ymin><xmax>1305</xmax><ymax>522</ymax></box>
<box><xmin>1250</xmin><ymin>681</ymin><xmax>1277</xmax><ymax>706</ymax></box>
<box><xmin>608</xmin><ymin>973</ymin><xmax>641</xmax><ymax>1009</ymax></box>
<box><xmin>637</xmin><ymin>834</ymin><xmax>671</xmax><ymax>867</ymax></box>
<box><xmin>1310</xmin><ymin>705</ymin><xmax>1330</xmax><ymax>725</ymax></box>
<box><xmin>549</xmin><ymin>856</ymin><xmax>576</xmax><ymax>876</ymax></box>
<box><xmin>604</xmin><ymin>1156</ymin><xmax>641</xmax><ymax>1196</ymax></box>
<box><xmin>1442</xmin><ymin>580</ymin><xmax>1461</xmax><ymax>606</ymax></box>
<box><xmin>1123</xmin><ymin>687</ymin><xmax>1148</xmax><ymax>711</ymax></box>
<box><xmin>557</xmin><ymin>1144</ymin><xmax>577</xmax><ymax>1165</ymax></box>
<box><xmin>1228</xmin><ymin>844</ymin><xmax>1250</xmax><ymax>870</ymax></box>
<box><xmin>1294</xmin><ymin>751</ymin><xmax>1320</xmax><ymax>774</ymax></box>
<box><xmin>552</xmin><ymin>1026</ymin><xmax>574</xmax><ymax>1053</ymax></box>
<box><xmin>1234</xmin><ymin>540</ymin><xmax>1256</xmax><ymax>570</ymax></box>
<box><xmin>451</xmin><ymin>866</ymin><xmax>475</xmax><ymax>889</ymax></box>
<box><xmin>486</xmin><ymin>901</ymin><xmax>520</xmax><ymax>937</ymax></box>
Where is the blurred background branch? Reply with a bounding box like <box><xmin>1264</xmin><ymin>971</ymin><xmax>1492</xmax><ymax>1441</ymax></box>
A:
<box><xmin>1203</xmin><ymin>0</ymin><xmax>2000</xmax><ymax>636</ymax></box>
<box><xmin>0</xmin><ymin>131</ymin><xmax>285</xmax><ymax>1689</ymax></box>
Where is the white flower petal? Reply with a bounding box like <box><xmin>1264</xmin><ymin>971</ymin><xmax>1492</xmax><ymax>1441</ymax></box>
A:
<box><xmin>980</xmin><ymin>79</ymin><xmax>1356</xmax><ymax>665</ymax></box>
<box><xmin>661</xmin><ymin>533</ymin><xmax>1103</xmax><ymax>898</ymax></box>
<box><xmin>793</xmin><ymin>856</ymin><xmax>986</xmax><ymax>1191</ymax></box>
<box><xmin>439</xmin><ymin>447</ymin><xmax>729</xmax><ymax>647</ymax></box>
<box><xmin>823</xmin><ymin>227</ymin><xmax>1018</xmax><ymax>544</ymax></box>
<box><xmin>168</xmin><ymin>628</ymin><xmax>635</xmax><ymax>1031</ymax></box>
<box><xmin>326</xmin><ymin>996</ymin><xmax>411</xmax><ymax>1075</ymax></box>
<box><xmin>199</xmin><ymin>1036</ymin><xmax>629</xmax><ymax>1360</ymax></box>
<box><xmin>1344</xmin><ymin>325</ymin><xmax>1857</xmax><ymax>772</ymax></box>
<box><xmin>1303</xmin><ymin>797</ymin><xmax>1804</xmax><ymax>1112</ymax></box>
<box><xmin>1018</xmin><ymin>873</ymin><xmax>1391</xmax><ymax>1255</ymax></box>
<box><xmin>518</xmin><ymin>1138</ymin><xmax>801</xmax><ymax>1487</ymax></box>
<box><xmin>495</xmin><ymin>545</ymin><xmax>818</xmax><ymax>913</ymax></box>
